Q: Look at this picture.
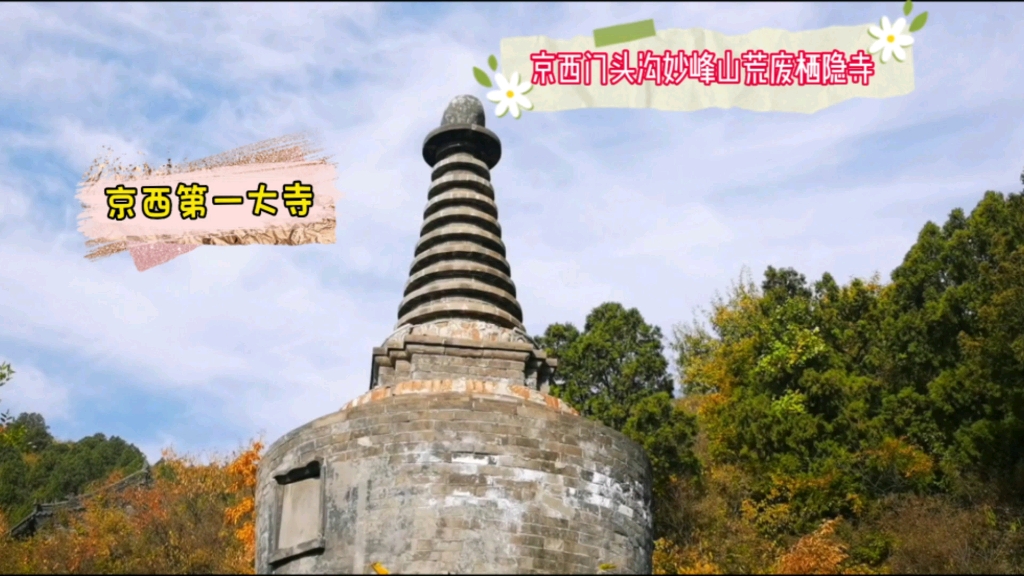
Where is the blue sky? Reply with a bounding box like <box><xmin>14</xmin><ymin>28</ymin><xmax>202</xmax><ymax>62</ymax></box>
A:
<box><xmin>1</xmin><ymin>2</ymin><xmax>1022</xmax><ymax>463</ymax></box>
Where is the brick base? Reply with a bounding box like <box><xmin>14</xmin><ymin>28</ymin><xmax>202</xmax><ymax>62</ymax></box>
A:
<box><xmin>256</xmin><ymin>381</ymin><xmax>653</xmax><ymax>574</ymax></box>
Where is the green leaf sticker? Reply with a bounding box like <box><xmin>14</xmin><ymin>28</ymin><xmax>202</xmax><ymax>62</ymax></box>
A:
<box><xmin>903</xmin><ymin>1</ymin><xmax>913</xmax><ymax>16</ymax></box>
<box><xmin>487</xmin><ymin>54</ymin><xmax>498</xmax><ymax>71</ymax></box>
<box><xmin>473</xmin><ymin>67</ymin><xmax>492</xmax><ymax>88</ymax></box>
<box><xmin>909</xmin><ymin>11</ymin><xmax>928</xmax><ymax>32</ymax></box>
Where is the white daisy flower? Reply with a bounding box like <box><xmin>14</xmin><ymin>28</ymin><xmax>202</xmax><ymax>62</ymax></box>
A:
<box><xmin>868</xmin><ymin>16</ymin><xmax>914</xmax><ymax>63</ymax></box>
<box><xmin>486</xmin><ymin>72</ymin><xmax>533</xmax><ymax>119</ymax></box>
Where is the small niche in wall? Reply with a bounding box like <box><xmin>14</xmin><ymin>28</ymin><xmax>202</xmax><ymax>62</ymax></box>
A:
<box><xmin>269</xmin><ymin>459</ymin><xmax>325</xmax><ymax>567</ymax></box>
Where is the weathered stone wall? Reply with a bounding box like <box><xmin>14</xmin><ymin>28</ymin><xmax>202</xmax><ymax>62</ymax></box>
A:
<box><xmin>256</xmin><ymin>380</ymin><xmax>653</xmax><ymax>574</ymax></box>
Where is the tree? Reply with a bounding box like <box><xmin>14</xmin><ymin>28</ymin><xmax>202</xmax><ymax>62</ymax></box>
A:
<box><xmin>621</xmin><ymin>392</ymin><xmax>700</xmax><ymax>493</ymax></box>
<box><xmin>666</xmin><ymin>188</ymin><xmax>1024</xmax><ymax>571</ymax></box>
<box><xmin>0</xmin><ymin>409</ymin><xmax>147</xmax><ymax>525</ymax></box>
<box><xmin>0</xmin><ymin>362</ymin><xmax>16</xmax><ymax>440</ymax></box>
<box><xmin>762</xmin><ymin>266</ymin><xmax>813</xmax><ymax>301</ymax></box>
<box><xmin>537</xmin><ymin>303</ymin><xmax>699</xmax><ymax>539</ymax></box>
<box><xmin>0</xmin><ymin>440</ymin><xmax>30</xmax><ymax>522</ymax></box>
<box><xmin>225</xmin><ymin>439</ymin><xmax>264</xmax><ymax>568</ymax></box>
<box><xmin>879</xmin><ymin>191</ymin><xmax>1024</xmax><ymax>477</ymax></box>
<box><xmin>536</xmin><ymin>302</ymin><xmax>674</xmax><ymax>430</ymax></box>
<box><xmin>674</xmin><ymin>262</ymin><xmax>939</xmax><ymax>537</ymax></box>
<box><xmin>13</xmin><ymin>413</ymin><xmax>52</xmax><ymax>453</ymax></box>
<box><xmin>0</xmin><ymin>362</ymin><xmax>29</xmax><ymax>516</ymax></box>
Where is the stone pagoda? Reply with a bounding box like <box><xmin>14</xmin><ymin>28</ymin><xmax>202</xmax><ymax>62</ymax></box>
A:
<box><xmin>368</xmin><ymin>95</ymin><xmax>557</xmax><ymax>393</ymax></box>
<box><xmin>255</xmin><ymin>96</ymin><xmax>654</xmax><ymax>574</ymax></box>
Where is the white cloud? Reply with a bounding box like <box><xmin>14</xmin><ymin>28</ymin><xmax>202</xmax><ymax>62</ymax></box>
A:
<box><xmin>0</xmin><ymin>362</ymin><xmax>71</xmax><ymax>422</ymax></box>
<box><xmin>0</xmin><ymin>182</ymin><xmax>30</xmax><ymax>221</ymax></box>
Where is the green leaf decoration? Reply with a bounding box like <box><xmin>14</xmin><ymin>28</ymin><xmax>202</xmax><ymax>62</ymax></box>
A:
<box><xmin>903</xmin><ymin>1</ymin><xmax>913</xmax><ymax>16</ymax></box>
<box><xmin>487</xmin><ymin>54</ymin><xmax>498</xmax><ymax>71</ymax></box>
<box><xmin>909</xmin><ymin>11</ymin><xmax>928</xmax><ymax>32</ymax></box>
<box><xmin>473</xmin><ymin>67</ymin><xmax>492</xmax><ymax>88</ymax></box>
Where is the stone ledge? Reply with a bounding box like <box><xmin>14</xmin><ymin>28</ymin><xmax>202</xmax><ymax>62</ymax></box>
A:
<box><xmin>376</xmin><ymin>333</ymin><xmax>542</xmax><ymax>354</ymax></box>
<box><xmin>341</xmin><ymin>379</ymin><xmax>579</xmax><ymax>416</ymax></box>
<box><xmin>370</xmin><ymin>332</ymin><xmax>558</xmax><ymax>392</ymax></box>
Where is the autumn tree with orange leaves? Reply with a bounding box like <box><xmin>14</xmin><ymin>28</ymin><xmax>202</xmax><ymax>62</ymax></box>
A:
<box><xmin>0</xmin><ymin>439</ymin><xmax>263</xmax><ymax>574</ymax></box>
<box><xmin>225</xmin><ymin>439</ymin><xmax>264</xmax><ymax>566</ymax></box>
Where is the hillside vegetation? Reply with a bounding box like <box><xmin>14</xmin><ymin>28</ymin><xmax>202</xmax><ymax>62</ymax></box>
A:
<box><xmin>543</xmin><ymin>187</ymin><xmax>1024</xmax><ymax>573</ymax></box>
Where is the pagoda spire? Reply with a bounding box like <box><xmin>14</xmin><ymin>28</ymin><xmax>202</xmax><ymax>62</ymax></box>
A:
<box><xmin>369</xmin><ymin>95</ymin><xmax>556</xmax><ymax>392</ymax></box>
<box><xmin>396</xmin><ymin>95</ymin><xmax>523</xmax><ymax>330</ymax></box>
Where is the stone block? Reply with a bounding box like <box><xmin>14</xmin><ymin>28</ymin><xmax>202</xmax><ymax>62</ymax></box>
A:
<box><xmin>267</xmin><ymin>460</ymin><xmax>325</xmax><ymax>568</ymax></box>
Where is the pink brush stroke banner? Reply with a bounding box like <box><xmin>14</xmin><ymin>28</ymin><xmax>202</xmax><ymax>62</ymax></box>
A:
<box><xmin>78</xmin><ymin>161</ymin><xmax>337</xmax><ymax>241</ymax></box>
<box><xmin>77</xmin><ymin>137</ymin><xmax>339</xmax><ymax>270</ymax></box>
<box><xmin>129</xmin><ymin>242</ymin><xmax>199</xmax><ymax>272</ymax></box>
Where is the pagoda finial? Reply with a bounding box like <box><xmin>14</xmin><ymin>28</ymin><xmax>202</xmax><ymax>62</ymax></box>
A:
<box><xmin>440</xmin><ymin>94</ymin><xmax>486</xmax><ymax>127</ymax></box>
<box><xmin>422</xmin><ymin>95</ymin><xmax>501</xmax><ymax>169</ymax></box>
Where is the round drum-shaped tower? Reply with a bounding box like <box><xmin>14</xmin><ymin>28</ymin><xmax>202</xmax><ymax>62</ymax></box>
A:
<box><xmin>255</xmin><ymin>380</ymin><xmax>653</xmax><ymax>574</ymax></box>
